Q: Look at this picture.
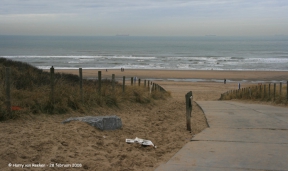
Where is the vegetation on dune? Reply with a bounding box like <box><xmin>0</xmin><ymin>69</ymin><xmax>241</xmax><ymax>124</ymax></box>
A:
<box><xmin>220</xmin><ymin>84</ymin><xmax>288</xmax><ymax>105</ymax></box>
<box><xmin>0</xmin><ymin>58</ymin><xmax>170</xmax><ymax>120</ymax></box>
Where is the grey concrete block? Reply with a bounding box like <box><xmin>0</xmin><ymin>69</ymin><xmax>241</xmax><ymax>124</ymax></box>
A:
<box><xmin>62</xmin><ymin>116</ymin><xmax>122</xmax><ymax>130</ymax></box>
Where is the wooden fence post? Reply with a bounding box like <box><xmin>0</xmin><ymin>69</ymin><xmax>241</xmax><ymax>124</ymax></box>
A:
<box><xmin>287</xmin><ymin>81</ymin><xmax>288</xmax><ymax>101</ymax></box>
<box><xmin>185</xmin><ymin>91</ymin><xmax>192</xmax><ymax>132</ymax></box>
<box><xmin>264</xmin><ymin>84</ymin><xmax>266</xmax><ymax>98</ymax></box>
<box><xmin>131</xmin><ymin>77</ymin><xmax>133</xmax><ymax>85</ymax></box>
<box><xmin>280</xmin><ymin>82</ymin><xmax>282</xmax><ymax>95</ymax></box>
<box><xmin>112</xmin><ymin>74</ymin><xmax>115</xmax><ymax>91</ymax></box>
<box><xmin>79</xmin><ymin>68</ymin><xmax>83</xmax><ymax>103</ymax></box>
<box><xmin>98</xmin><ymin>71</ymin><xmax>101</xmax><ymax>95</ymax></box>
<box><xmin>144</xmin><ymin>80</ymin><xmax>146</xmax><ymax>87</ymax></box>
<box><xmin>138</xmin><ymin>78</ymin><xmax>141</xmax><ymax>86</ymax></box>
<box><xmin>122</xmin><ymin>76</ymin><xmax>125</xmax><ymax>93</ymax></box>
<box><xmin>5</xmin><ymin>67</ymin><xmax>11</xmax><ymax>114</ymax></box>
<box><xmin>268</xmin><ymin>83</ymin><xmax>271</xmax><ymax>98</ymax></box>
<box><xmin>274</xmin><ymin>83</ymin><xmax>276</xmax><ymax>101</ymax></box>
<box><xmin>148</xmin><ymin>80</ymin><xmax>150</xmax><ymax>90</ymax></box>
<box><xmin>50</xmin><ymin>66</ymin><xmax>54</xmax><ymax>103</ymax></box>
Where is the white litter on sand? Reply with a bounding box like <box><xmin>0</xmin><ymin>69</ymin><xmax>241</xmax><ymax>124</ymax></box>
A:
<box><xmin>126</xmin><ymin>137</ymin><xmax>157</xmax><ymax>148</ymax></box>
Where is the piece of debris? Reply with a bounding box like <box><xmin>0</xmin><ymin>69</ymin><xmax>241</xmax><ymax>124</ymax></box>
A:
<box><xmin>126</xmin><ymin>137</ymin><xmax>157</xmax><ymax>148</ymax></box>
<box><xmin>62</xmin><ymin>116</ymin><xmax>122</xmax><ymax>131</ymax></box>
<box><xmin>11</xmin><ymin>106</ymin><xmax>22</xmax><ymax>111</ymax></box>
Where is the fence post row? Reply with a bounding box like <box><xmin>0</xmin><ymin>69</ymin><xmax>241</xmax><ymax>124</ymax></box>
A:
<box><xmin>5</xmin><ymin>67</ymin><xmax>11</xmax><ymax>114</ymax></box>
<box><xmin>287</xmin><ymin>81</ymin><xmax>288</xmax><ymax>101</ymax></box>
<box><xmin>79</xmin><ymin>68</ymin><xmax>83</xmax><ymax>103</ymax></box>
<box><xmin>185</xmin><ymin>91</ymin><xmax>192</xmax><ymax>132</ymax></box>
<box><xmin>50</xmin><ymin>66</ymin><xmax>55</xmax><ymax>104</ymax></box>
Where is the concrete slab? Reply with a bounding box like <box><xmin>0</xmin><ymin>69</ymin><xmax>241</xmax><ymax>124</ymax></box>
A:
<box><xmin>156</xmin><ymin>141</ymin><xmax>288</xmax><ymax>171</ymax></box>
<box><xmin>196</xmin><ymin>101</ymin><xmax>244</xmax><ymax>112</ymax></box>
<box><xmin>203</xmin><ymin>111</ymin><xmax>288</xmax><ymax>129</ymax></box>
<box><xmin>226</xmin><ymin>102</ymin><xmax>288</xmax><ymax>112</ymax></box>
<box><xmin>156</xmin><ymin>165</ymin><xmax>254</xmax><ymax>171</ymax></box>
<box><xmin>155</xmin><ymin>101</ymin><xmax>288</xmax><ymax>171</ymax></box>
<box><xmin>198</xmin><ymin>101</ymin><xmax>288</xmax><ymax>114</ymax></box>
<box><xmin>197</xmin><ymin>101</ymin><xmax>288</xmax><ymax>129</ymax></box>
<box><xmin>270</xmin><ymin>113</ymin><xmax>288</xmax><ymax>123</ymax></box>
<box><xmin>192</xmin><ymin>128</ymin><xmax>288</xmax><ymax>144</ymax></box>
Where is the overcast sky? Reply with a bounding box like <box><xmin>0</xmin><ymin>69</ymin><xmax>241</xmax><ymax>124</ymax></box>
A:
<box><xmin>0</xmin><ymin>0</ymin><xmax>287</xmax><ymax>36</ymax></box>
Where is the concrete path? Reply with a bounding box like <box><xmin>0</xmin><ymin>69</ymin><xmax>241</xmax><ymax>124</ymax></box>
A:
<box><xmin>155</xmin><ymin>101</ymin><xmax>288</xmax><ymax>171</ymax></box>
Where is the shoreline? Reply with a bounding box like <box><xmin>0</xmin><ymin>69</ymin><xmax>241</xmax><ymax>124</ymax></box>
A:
<box><xmin>44</xmin><ymin>69</ymin><xmax>288</xmax><ymax>82</ymax></box>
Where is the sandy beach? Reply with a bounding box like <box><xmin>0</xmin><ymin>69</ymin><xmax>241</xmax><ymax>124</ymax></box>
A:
<box><xmin>51</xmin><ymin>69</ymin><xmax>288</xmax><ymax>81</ymax></box>
<box><xmin>1</xmin><ymin>69</ymin><xmax>287</xmax><ymax>171</ymax></box>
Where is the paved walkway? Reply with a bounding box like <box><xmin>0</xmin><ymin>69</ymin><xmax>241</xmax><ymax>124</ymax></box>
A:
<box><xmin>155</xmin><ymin>101</ymin><xmax>288</xmax><ymax>171</ymax></box>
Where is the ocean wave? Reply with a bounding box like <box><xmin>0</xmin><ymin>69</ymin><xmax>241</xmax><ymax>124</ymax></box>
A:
<box><xmin>3</xmin><ymin>55</ymin><xmax>288</xmax><ymax>71</ymax></box>
<box><xmin>2</xmin><ymin>55</ymin><xmax>103</xmax><ymax>59</ymax></box>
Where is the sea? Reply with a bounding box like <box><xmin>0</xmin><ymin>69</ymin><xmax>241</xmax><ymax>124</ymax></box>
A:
<box><xmin>1</xmin><ymin>35</ymin><xmax>288</xmax><ymax>71</ymax></box>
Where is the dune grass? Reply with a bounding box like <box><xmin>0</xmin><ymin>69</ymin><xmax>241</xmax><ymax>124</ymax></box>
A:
<box><xmin>0</xmin><ymin>58</ymin><xmax>170</xmax><ymax>120</ymax></box>
<box><xmin>220</xmin><ymin>83</ymin><xmax>288</xmax><ymax>105</ymax></box>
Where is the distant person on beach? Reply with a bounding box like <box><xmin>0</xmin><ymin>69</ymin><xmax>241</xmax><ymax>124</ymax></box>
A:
<box><xmin>106</xmin><ymin>69</ymin><xmax>107</xmax><ymax>72</ymax></box>
<box><xmin>224</xmin><ymin>79</ymin><xmax>226</xmax><ymax>84</ymax></box>
<box><xmin>238</xmin><ymin>83</ymin><xmax>241</xmax><ymax>90</ymax></box>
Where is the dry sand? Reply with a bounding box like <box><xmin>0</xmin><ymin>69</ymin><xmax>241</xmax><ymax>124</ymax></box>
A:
<box><xmin>1</xmin><ymin>70</ymin><xmax>287</xmax><ymax>171</ymax></box>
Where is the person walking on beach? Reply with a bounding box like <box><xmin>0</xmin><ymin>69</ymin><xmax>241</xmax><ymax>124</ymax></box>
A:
<box><xmin>224</xmin><ymin>79</ymin><xmax>226</xmax><ymax>84</ymax></box>
<box><xmin>238</xmin><ymin>83</ymin><xmax>241</xmax><ymax>90</ymax></box>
